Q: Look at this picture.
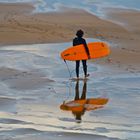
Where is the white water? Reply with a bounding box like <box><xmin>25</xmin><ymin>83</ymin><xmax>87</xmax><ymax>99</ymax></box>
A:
<box><xmin>0</xmin><ymin>0</ymin><xmax>140</xmax><ymax>17</ymax></box>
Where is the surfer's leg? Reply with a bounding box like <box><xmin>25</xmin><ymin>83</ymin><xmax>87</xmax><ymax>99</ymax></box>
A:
<box><xmin>82</xmin><ymin>60</ymin><xmax>89</xmax><ymax>77</ymax></box>
<box><xmin>76</xmin><ymin>60</ymin><xmax>80</xmax><ymax>78</ymax></box>
<box><xmin>82</xmin><ymin>60</ymin><xmax>87</xmax><ymax>76</ymax></box>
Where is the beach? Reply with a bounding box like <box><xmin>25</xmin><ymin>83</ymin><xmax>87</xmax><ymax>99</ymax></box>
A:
<box><xmin>0</xmin><ymin>3</ymin><xmax>140</xmax><ymax>71</ymax></box>
<box><xmin>0</xmin><ymin>2</ymin><xmax>140</xmax><ymax>140</ymax></box>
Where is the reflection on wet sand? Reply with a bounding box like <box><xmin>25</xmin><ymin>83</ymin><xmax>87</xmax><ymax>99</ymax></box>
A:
<box><xmin>60</xmin><ymin>80</ymin><xmax>109</xmax><ymax>123</ymax></box>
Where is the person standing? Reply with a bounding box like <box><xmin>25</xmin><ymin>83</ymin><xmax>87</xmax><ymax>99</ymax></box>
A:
<box><xmin>73</xmin><ymin>29</ymin><xmax>90</xmax><ymax>79</ymax></box>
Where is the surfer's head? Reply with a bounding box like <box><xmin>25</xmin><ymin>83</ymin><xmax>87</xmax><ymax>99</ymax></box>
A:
<box><xmin>76</xmin><ymin>29</ymin><xmax>84</xmax><ymax>38</ymax></box>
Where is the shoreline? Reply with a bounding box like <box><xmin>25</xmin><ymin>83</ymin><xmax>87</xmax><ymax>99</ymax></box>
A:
<box><xmin>0</xmin><ymin>3</ymin><xmax>140</xmax><ymax>70</ymax></box>
<box><xmin>0</xmin><ymin>3</ymin><xmax>140</xmax><ymax>72</ymax></box>
<box><xmin>0</xmin><ymin>3</ymin><xmax>131</xmax><ymax>45</ymax></box>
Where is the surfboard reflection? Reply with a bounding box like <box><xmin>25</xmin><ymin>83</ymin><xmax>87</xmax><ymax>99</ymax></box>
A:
<box><xmin>60</xmin><ymin>80</ymin><xmax>109</xmax><ymax>123</ymax></box>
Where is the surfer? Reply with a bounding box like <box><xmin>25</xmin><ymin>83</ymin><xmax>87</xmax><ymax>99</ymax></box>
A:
<box><xmin>73</xmin><ymin>29</ymin><xmax>90</xmax><ymax>79</ymax></box>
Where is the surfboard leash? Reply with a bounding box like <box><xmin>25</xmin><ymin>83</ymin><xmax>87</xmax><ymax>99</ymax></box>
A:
<box><xmin>63</xmin><ymin>59</ymin><xmax>72</xmax><ymax>78</ymax></box>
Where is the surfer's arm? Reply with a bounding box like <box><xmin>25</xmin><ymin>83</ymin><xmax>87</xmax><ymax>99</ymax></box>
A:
<box><xmin>83</xmin><ymin>40</ymin><xmax>90</xmax><ymax>59</ymax></box>
<box><xmin>73</xmin><ymin>38</ymin><xmax>77</xmax><ymax>46</ymax></box>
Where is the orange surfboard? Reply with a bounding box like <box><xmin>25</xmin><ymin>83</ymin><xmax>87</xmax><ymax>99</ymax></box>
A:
<box><xmin>61</xmin><ymin>42</ymin><xmax>110</xmax><ymax>61</ymax></box>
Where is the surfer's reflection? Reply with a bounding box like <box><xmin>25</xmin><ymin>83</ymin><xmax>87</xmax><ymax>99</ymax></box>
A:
<box><xmin>60</xmin><ymin>80</ymin><xmax>109</xmax><ymax>123</ymax></box>
<box><xmin>72</xmin><ymin>80</ymin><xmax>86</xmax><ymax>122</ymax></box>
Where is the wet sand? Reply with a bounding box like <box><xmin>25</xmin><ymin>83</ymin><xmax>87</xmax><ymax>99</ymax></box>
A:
<box><xmin>0</xmin><ymin>2</ymin><xmax>140</xmax><ymax>140</ymax></box>
<box><xmin>0</xmin><ymin>43</ymin><xmax>140</xmax><ymax>140</ymax></box>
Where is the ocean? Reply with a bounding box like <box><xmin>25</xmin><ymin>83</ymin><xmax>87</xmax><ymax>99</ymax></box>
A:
<box><xmin>0</xmin><ymin>0</ymin><xmax>140</xmax><ymax>15</ymax></box>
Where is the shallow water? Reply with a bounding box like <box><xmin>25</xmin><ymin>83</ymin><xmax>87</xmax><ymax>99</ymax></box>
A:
<box><xmin>0</xmin><ymin>41</ymin><xmax>140</xmax><ymax>140</ymax></box>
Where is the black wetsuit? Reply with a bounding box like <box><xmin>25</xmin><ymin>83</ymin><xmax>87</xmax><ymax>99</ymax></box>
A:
<box><xmin>73</xmin><ymin>37</ymin><xmax>90</xmax><ymax>78</ymax></box>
